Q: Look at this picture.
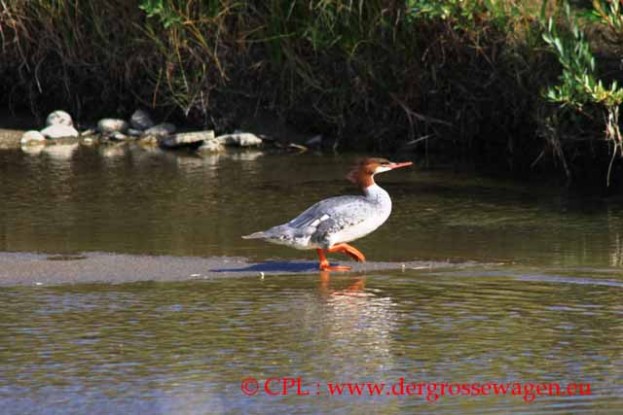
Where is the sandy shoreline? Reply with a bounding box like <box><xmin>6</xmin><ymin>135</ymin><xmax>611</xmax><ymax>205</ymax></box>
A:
<box><xmin>0</xmin><ymin>251</ymin><xmax>460</xmax><ymax>286</ymax></box>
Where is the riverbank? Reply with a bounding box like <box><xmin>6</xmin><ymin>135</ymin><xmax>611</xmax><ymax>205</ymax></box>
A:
<box><xmin>2</xmin><ymin>1</ymin><xmax>623</xmax><ymax>188</ymax></box>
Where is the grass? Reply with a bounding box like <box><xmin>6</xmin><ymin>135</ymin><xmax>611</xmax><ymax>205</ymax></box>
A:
<box><xmin>1</xmin><ymin>0</ymin><xmax>623</xmax><ymax>187</ymax></box>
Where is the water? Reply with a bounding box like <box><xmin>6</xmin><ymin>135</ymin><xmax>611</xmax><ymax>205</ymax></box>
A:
<box><xmin>1</xmin><ymin>142</ymin><xmax>622</xmax><ymax>414</ymax></box>
<box><xmin>2</xmin><ymin>144</ymin><xmax>623</xmax><ymax>267</ymax></box>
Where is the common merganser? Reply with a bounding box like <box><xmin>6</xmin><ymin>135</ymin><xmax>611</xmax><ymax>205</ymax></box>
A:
<box><xmin>243</xmin><ymin>158</ymin><xmax>413</xmax><ymax>271</ymax></box>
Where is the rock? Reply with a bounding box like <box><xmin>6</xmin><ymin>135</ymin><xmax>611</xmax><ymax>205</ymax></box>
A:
<box><xmin>20</xmin><ymin>130</ymin><xmax>46</xmax><ymax>145</ymax></box>
<box><xmin>287</xmin><ymin>143</ymin><xmax>308</xmax><ymax>152</ymax></box>
<box><xmin>130</xmin><ymin>109</ymin><xmax>155</xmax><ymax>130</ymax></box>
<box><xmin>127</xmin><ymin>128</ymin><xmax>144</xmax><ymax>137</ymax></box>
<box><xmin>216</xmin><ymin>132</ymin><xmax>263</xmax><ymax>147</ymax></box>
<box><xmin>159</xmin><ymin>130</ymin><xmax>214</xmax><ymax>150</ymax></box>
<box><xmin>305</xmin><ymin>134</ymin><xmax>323</xmax><ymax>147</ymax></box>
<box><xmin>80</xmin><ymin>128</ymin><xmax>97</xmax><ymax>137</ymax></box>
<box><xmin>82</xmin><ymin>137</ymin><xmax>96</xmax><ymax>145</ymax></box>
<box><xmin>197</xmin><ymin>139</ymin><xmax>225</xmax><ymax>153</ymax></box>
<box><xmin>110</xmin><ymin>132</ymin><xmax>130</xmax><ymax>141</ymax></box>
<box><xmin>144</xmin><ymin>123</ymin><xmax>176</xmax><ymax>137</ymax></box>
<box><xmin>40</xmin><ymin>124</ymin><xmax>79</xmax><ymax>139</ymax></box>
<box><xmin>46</xmin><ymin>110</ymin><xmax>74</xmax><ymax>127</ymax></box>
<box><xmin>97</xmin><ymin>118</ymin><xmax>129</xmax><ymax>134</ymax></box>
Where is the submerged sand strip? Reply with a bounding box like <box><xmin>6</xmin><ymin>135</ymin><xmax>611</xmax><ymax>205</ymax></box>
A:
<box><xmin>0</xmin><ymin>252</ymin><xmax>457</xmax><ymax>286</ymax></box>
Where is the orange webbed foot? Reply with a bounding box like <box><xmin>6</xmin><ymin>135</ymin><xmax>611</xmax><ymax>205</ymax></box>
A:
<box><xmin>319</xmin><ymin>264</ymin><xmax>352</xmax><ymax>272</ymax></box>
<box><xmin>328</xmin><ymin>243</ymin><xmax>366</xmax><ymax>263</ymax></box>
<box><xmin>317</xmin><ymin>248</ymin><xmax>352</xmax><ymax>272</ymax></box>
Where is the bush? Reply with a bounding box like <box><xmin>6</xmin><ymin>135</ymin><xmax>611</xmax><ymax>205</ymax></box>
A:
<box><xmin>1</xmin><ymin>0</ymin><xmax>622</xmax><ymax>186</ymax></box>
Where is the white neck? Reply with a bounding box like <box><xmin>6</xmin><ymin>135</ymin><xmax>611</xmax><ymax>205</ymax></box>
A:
<box><xmin>362</xmin><ymin>183</ymin><xmax>393</xmax><ymax>223</ymax></box>
<box><xmin>364</xmin><ymin>182</ymin><xmax>390</xmax><ymax>202</ymax></box>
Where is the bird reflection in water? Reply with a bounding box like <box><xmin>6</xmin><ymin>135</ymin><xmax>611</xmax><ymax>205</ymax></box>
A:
<box><xmin>311</xmin><ymin>271</ymin><xmax>399</xmax><ymax>377</ymax></box>
<box><xmin>318</xmin><ymin>271</ymin><xmax>366</xmax><ymax>297</ymax></box>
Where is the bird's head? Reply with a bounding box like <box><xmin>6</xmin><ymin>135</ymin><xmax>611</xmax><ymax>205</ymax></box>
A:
<box><xmin>346</xmin><ymin>157</ymin><xmax>413</xmax><ymax>187</ymax></box>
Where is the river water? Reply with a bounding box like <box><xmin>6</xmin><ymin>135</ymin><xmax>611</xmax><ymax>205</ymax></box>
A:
<box><xmin>0</xmin><ymin>141</ymin><xmax>621</xmax><ymax>414</ymax></box>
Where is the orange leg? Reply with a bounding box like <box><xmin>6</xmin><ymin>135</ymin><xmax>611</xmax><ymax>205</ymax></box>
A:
<box><xmin>327</xmin><ymin>243</ymin><xmax>366</xmax><ymax>263</ymax></box>
<box><xmin>316</xmin><ymin>249</ymin><xmax>352</xmax><ymax>272</ymax></box>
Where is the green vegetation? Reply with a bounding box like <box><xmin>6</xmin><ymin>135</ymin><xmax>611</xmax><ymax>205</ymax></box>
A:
<box><xmin>541</xmin><ymin>2</ymin><xmax>623</xmax><ymax>185</ymax></box>
<box><xmin>1</xmin><ymin>0</ymin><xmax>623</xmax><ymax>186</ymax></box>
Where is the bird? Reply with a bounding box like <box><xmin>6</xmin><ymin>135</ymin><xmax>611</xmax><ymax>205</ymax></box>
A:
<box><xmin>242</xmin><ymin>157</ymin><xmax>413</xmax><ymax>271</ymax></box>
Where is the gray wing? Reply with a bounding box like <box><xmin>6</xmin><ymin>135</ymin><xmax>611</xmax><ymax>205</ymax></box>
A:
<box><xmin>286</xmin><ymin>195</ymin><xmax>373</xmax><ymax>245</ymax></box>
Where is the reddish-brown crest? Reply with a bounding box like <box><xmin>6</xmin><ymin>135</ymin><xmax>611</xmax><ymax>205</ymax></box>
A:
<box><xmin>346</xmin><ymin>158</ymin><xmax>391</xmax><ymax>188</ymax></box>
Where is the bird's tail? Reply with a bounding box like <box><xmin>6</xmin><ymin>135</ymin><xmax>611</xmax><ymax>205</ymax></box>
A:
<box><xmin>242</xmin><ymin>231</ymin><xmax>266</xmax><ymax>239</ymax></box>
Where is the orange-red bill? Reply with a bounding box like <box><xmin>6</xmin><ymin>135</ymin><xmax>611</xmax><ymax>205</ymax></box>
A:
<box><xmin>389</xmin><ymin>161</ymin><xmax>414</xmax><ymax>169</ymax></box>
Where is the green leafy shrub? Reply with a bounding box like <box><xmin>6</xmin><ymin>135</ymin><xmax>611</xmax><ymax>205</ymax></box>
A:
<box><xmin>541</xmin><ymin>2</ymin><xmax>623</xmax><ymax>185</ymax></box>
